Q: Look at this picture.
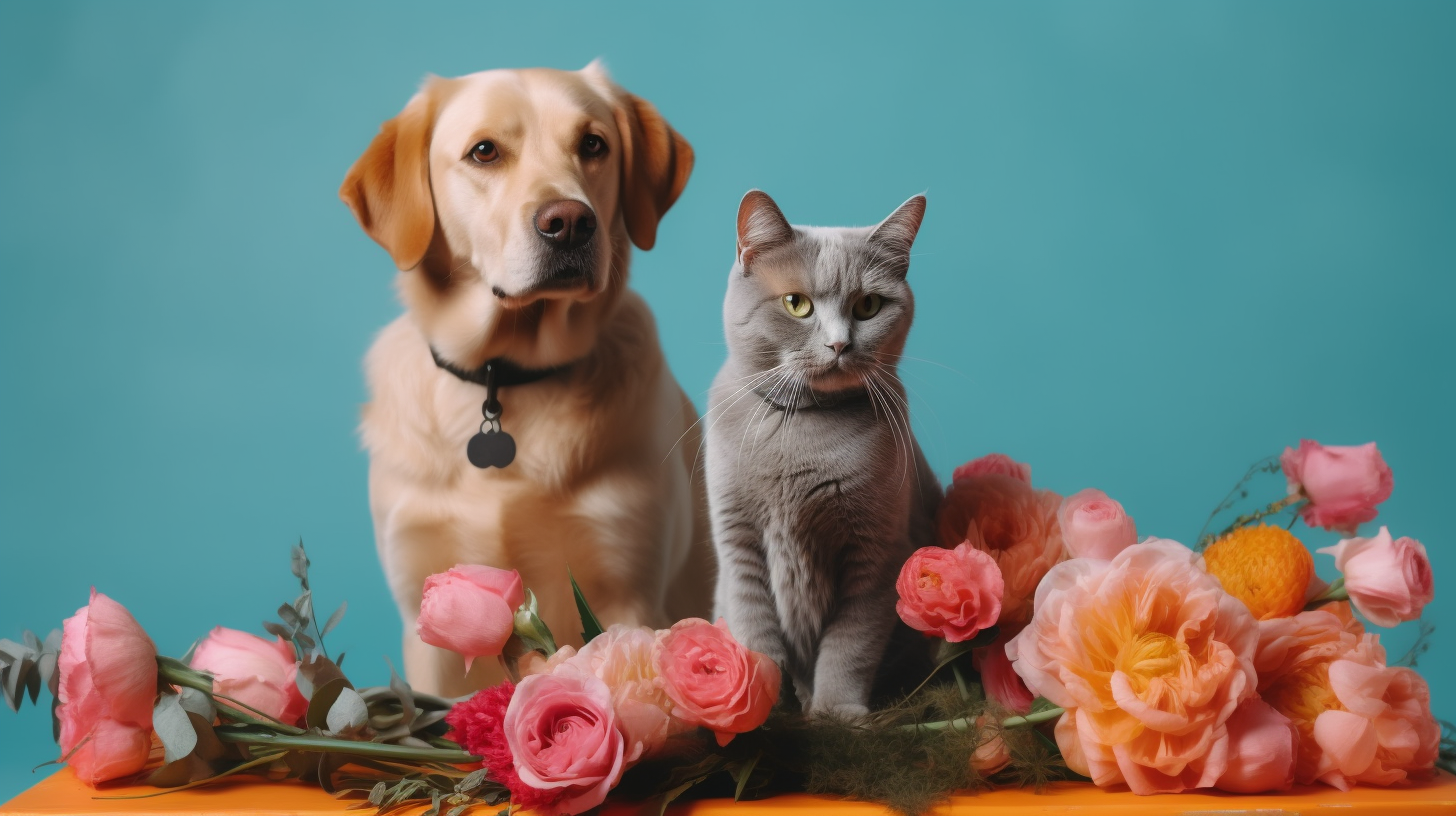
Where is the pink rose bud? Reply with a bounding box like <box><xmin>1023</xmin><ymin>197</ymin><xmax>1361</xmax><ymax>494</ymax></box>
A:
<box><xmin>1215</xmin><ymin>698</ymin><xmax>1298</xmax><ymax>793</ymax></box>
<box><xmin>504</xmin><ymin>667</ymin><xmax>626</xmax><ymax>815</ymax></box>
<box><xmin>417</xmin><ymin>564</ymin><xmax>525</xmax><ymax>671</ymax></box>
<box><xmin>1281</xmin><ymin>440</ymin><xmax>1393</xmax><ymax>533</ymax></box>
<box><xmin>952</xmin><ymin>453</ymin><xmax>1032</xmax><ymax>485</ymax></box>
<box><xmin>57</xmin><ymin>590</ymin><xmax>159</xmax><ymax>786</ymax></box>
<box><xmin>1058</xmin><ymin>488</ymin><xmax>1138</xmax><ymax>561</ymax></box>
<box><xmin>654</xmin><ymin>619</ymin><xmax>780</xmax><ymax>746</ymax></box>
<box><xmin>895</xmin><ymin>542</ymin><xmax>1003</xmax><ymax>642</ymax></box>
<box><xmin>975</xmin><ymin>633</ymin><xmax>1035</xmax><ymax>714</ymax></box>
<box><xmin>190</xmin><ymin>627</ymin><xmax>307</xmax><ymax>725</ymax></box>
<box><xmin>1317</xmin><ymin>527</ymin><xmax>1433</xmax><ymax>628</ymax></box>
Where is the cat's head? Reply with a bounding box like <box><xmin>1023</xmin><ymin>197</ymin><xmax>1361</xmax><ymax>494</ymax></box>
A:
<box><xmin>724</xmin><ymin>190</ymin><xmax>926</xmax><ymax>392</ymax></box>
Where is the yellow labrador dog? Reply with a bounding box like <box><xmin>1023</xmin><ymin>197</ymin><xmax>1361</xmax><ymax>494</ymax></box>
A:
<box><xmin>340</xmin><ymin>63</ymin><xmax>713</xmax><ymax>697</ymax></box>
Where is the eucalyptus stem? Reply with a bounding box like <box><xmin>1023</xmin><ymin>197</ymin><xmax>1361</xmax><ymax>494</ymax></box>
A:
<box><xmin>214</xmin><ymin>727</ymin><xmax>480</xmax><ymax>764</ymax></box>
<box><xmin>902</xmin><ymin>705</ymin><xmax>1065</xmax><ymax>733</ymax></box>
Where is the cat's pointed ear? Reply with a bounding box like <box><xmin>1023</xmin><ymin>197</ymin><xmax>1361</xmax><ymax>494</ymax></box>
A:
<box><xmin>737</xmin><ymin>190</ymin><xmax>794</xmax><ymax>271</ymax></box>
<box><xmin>868</xmin><ymin>194</ymin><xmax>927</xmax><ymax>277</ymax></box>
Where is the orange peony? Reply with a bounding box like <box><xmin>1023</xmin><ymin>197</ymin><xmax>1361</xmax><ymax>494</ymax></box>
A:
<box><xmin>1203</xmin><ymin>524</ymin><xmax>1314</xmax><ymax>620</ymax></box>
<box><xmin>938</xmin><ymin>473</ymin><xmax>1063</xmax><ymax>630</ymax></box>
<box><xmin>1007</xmin><ymin>539</ymin><xmax>1259</xmax><ymax>794</ymax></box>
<box><xmin>1255</xmin><ymin>610</ymin><xmax>1438</xmax><ymax>789</ymax></box>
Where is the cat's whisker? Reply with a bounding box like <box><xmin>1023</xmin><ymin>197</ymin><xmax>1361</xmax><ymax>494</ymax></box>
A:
<box><xmin>740</xmin><ymin>368</ymin><xmax>794</xmax><ymax>459</ymax></box>
<box><xmin>664</xmin><ymin>364</ymin><xmax>789</xmax><ymax>465</ymax></box>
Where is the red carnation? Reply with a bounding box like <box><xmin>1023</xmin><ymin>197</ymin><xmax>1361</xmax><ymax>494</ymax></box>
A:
<box><xmin>444</xmin><ymin>681</ymin><xmax>561</xmax><ymax>813</ymax></box>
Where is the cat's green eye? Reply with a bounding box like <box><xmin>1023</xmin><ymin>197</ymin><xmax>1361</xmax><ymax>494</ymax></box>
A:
<box><xmin>782</xmin><ymin>293</ymin><xmax>814</xmax><ymax>318</ymax></box>
<box><xmin>853</xmin><ymin>293</ymin><xmax>883</xmax><ymax>320</ymax></box>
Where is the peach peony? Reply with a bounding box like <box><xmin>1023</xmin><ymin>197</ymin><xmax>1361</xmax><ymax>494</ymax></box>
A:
<box><xmin>1007</xmin><ymin>539</ymin><xmax>1259</xmax><ymax>794</ymax></box>
<box><xmin>550</xmin><ymin>625</ymin><xmax>682</xmax><ymax>762</ymax></box>
<box><xmin>1215</xmin><ymin>698</ymin><xmax>1298</xmax><ymax>793</ymax></box>
<box><xmin>952</xmin><ymin>453</ymin><xmax>1032</xmax><ymax>485</ymax></box>
<box><xmin>938</xmin><ymin>474</ymin><xmax>1063</xmax><ymax>630</ymax></box>
<box><xmin>1256</xmin><ymin>610</ymin><xmax>1437</xmax><ymax>789</ymax></box>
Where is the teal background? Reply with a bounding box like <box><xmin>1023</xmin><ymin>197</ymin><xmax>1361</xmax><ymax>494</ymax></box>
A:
<box><xmin>2</xmin><ymin>0</ymin><xmax>1453</xmax><ymax>799</ymax></box>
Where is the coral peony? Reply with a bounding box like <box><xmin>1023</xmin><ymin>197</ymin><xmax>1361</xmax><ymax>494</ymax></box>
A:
<box><xmin>978</xmin><ymin>632</ymin><xmax>1035</xmax><ymax>715</ymax></box>
<box><xmin>1203</xmin><ymin>524</ymin><xmax>1314</xmax><ymax>621</ymax></box>
<box><xmin>445</xmin><ymin>680</ymin><xmax>560</xmax><ymax>813</ymax></box>
<box><xmin>190</xmin><ymin>627</ymin><xmax>307</xmax><ymax>725</ymax></box>
<box><xmin>654</xmin><ymin>618</ymin><xmax>779</xmax><ymax>746</ymax></box>
<box><xmin>938</xmin><ymin>474</ymin><xmax>1063</xmax><ymax>630</ymax></box>
<box><xmin>952</xmin><ymin>453</ymin><xmax>1032</xmax><ymax>485</ymax></box>
<box><xmin>1215</xmin><ymin>698</ymin><xmax>1298</xmax><ymax>793</ymax></box>
<box><xmin>556</xmin><ymin>624</ymin><xmax>681</xmax><ymax>761</ymax></box>
<box><xmin>1317</xmin><ymin>527</ymin><xmax>1433</xmax><ymax>628</ymax></box>
<box><xmin>57</xmin><ymin>590</ymin><xmax>159</xmax><ymax>786</ymax></box>
<box><xmin>895</xmin><ymin>542</ymin><xmax>1003</xmax><ymax>642</ymax></box>
<box><xmin>1007</xmin><ymin>539</ymin><xmax>1259</xmax><ymax>794</ymax></box>
<box><xmin>1281</xmin><ymin>440</ymin><xmax>1393</xmax><ymax>534</ymax></box>
<box><xmin>504</xmin><ymin>666</ymin><xmax>627</xmax><ymax>815</ymax></box>
<box><xmin>1256</xmin><ymin>609</ymin><xmax>1437</xmax><ymax>788</ymax></box>
<box><xmin>416</xmin><ymin>564</ymin><xmax>525</xmax><ymax>671</ymax></box>
<box><xmin>1058</xmin><ymin>488</ymin><xmax>1138</xmax><ymax>561</ymax></box>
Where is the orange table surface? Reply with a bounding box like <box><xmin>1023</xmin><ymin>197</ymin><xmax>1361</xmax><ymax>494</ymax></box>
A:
<box><xmin>6</xmin><ymin>768</ymin><xmax>1456</xmax><ymax>815</ymax></box>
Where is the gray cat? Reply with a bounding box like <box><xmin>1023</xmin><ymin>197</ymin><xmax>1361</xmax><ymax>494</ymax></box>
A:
<box><xmin>705</xmin><ymin>190</ymin><xmax>942</xmax><ymax>717</ymax></box>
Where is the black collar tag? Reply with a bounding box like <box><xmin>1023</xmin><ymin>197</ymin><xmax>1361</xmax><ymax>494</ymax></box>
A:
<box><xmin>428</xmin><ymin>348</ymin><xmax>569</xmax><ymax>469</ymax></box>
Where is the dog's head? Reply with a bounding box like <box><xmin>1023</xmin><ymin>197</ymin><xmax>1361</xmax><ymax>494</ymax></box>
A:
<box><xmin>341</xmin><ymin>63</ymin><xmax>693</xmax><ymax>368</ymax></box>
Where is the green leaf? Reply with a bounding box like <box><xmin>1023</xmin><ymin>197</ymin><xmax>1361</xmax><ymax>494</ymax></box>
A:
<box><xmin>178</xmin><ymin>686</ymin><xmax>216</xmax><ymax>721</ymax></box>
<box><xmin>291</xmin><ymin>541</ymin><xmax>311</xmax><ymax>586</ymax></box>
<box><xmin>569</xmin><ymin>569</ymin><xmax>605</xmax><ymax>644</ymax></box>
<box><xmin>322</xmin><ymin>602</ymin><xmax>348</xmax><ymax>637</ymax></box>
<box><xmin>307</xmin><ymin>678</ymin><xmax>350</xmax><ymax>730</ymax></box>
<box><xmin>153</xmin><ymin>693</ymin><xmax>198</xmax><ymax>763</ymax></box>
<box><xmin>731</xmin><ymin>751</ymin><xmax>762</xmax><ymax>801</ymax></box>
<box><xmin>326</xmin><ymin>687</ymin><xmax>368</xmax><ymax>733</ymax></box>
<box><xmin>1029</xmin><ymin>696</ymin><xmax>1060</xmax><ymax>715</ymax></box>
<box><xmin>657</xmin><ymin>777</ymin><xmax>705</xmax><ymax>816</ymax></box>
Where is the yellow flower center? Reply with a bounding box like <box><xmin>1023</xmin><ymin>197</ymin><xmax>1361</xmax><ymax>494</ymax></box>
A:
<box><xmin>1203</xmin><ymin>524</ymin><xmax>1313</xmax><ymax>620</ymax></box>
<box><xmin>1262</xmin><ymin>661</ymin><xmax>1343</xmax><ymax>776</ymax></box>
<box><xmin>918</xmin><ymin>569</ymin><xmax>943</xmax><ymax>590</ymax></box>
<box><xmin>1115</xmin><ymin>633</ymin><xmax>1186</xmax><ymax>695</ymax></box>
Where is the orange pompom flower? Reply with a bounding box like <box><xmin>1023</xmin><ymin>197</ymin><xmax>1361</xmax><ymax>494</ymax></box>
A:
<box><xmin>1203</xmin><ymin>524</ymin><xmax>1314</xmax><ymax>620</ymax></box>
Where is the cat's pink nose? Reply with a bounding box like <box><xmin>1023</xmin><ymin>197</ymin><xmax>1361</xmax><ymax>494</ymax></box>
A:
<box><xmin>827</xmin><ymin>341</ymin><xmax>850</xmax><ymax>357</ymax></box>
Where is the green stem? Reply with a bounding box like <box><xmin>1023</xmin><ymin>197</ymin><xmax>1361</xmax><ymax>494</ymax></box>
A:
<box><xmin>1304</xmin><ymin>577</ymin><xmax>1348</xmax><ymax>610</ymax></box>
<box><xmin>155</xmin><ymin>657</ymin><xmax>307</xmax><ymax>735</ymax></box>
<box><xmin>95</xmin><ymin>752</ymin><xmax>286</xmax><ymax>799</ymax></box>
<box><xmin>951</xmin><ymin>663</ymin><xmax>971</xmax><ymax>702</ymax></box>
<box><xmin>214</xmin><ymin>728</ymin><xmax>480</xmax><ymax>764</ymax></box>
<box><xmin>902</xmin><ymin>706</ymin><xmax>1065</xmax><ymax>733</ymax></box>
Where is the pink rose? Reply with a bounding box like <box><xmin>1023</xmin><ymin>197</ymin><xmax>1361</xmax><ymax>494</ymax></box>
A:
<box><xmin>554</xmin><ymin>624</ymin><xmax>683</xmax><ymax>761</ymax></box>
<box><xmin>1317</xmin><ymin>527</ymin><xmax>1433</xmax><ymax>628</ymax></box>
<box><xmin>952</xmin><ymin>453</ymin><xmax>1031</xmax><ymax>485</ymax></box>
<box><xmin>417</xmin><ymin>564</ymin><xmax>525</xmax><ymax>671</ymax></box>
<box><xmin>977</xmin><ymin>633</ymin><xmax>1034</xmax><ymax>714</ymax></box>
<box><xmin>1281</xmin><ymin>440</ymin><xmax>1393</xmax><ymax>533</ymax></box>
<box><xmin>57</xmin><ymin>590</ymin><xmax>159</xmax><ymax>786</ymax></box>
<box><xmin>503</xmin><ymin>666</ymin><xmax>626</xmax><ymax>815</ymax></box>
<box><xmin>1309</xmin><ymin>659</ymin><xmax>1440</xmax><ymax>789</ymax></box>
<box><xmin>654</xmin><ymin>618</ymin><xmax>780</xmax><ymax>746</ymax></box>
<box><xmin>895</xmin><ymin>542</ymin><xmax>1003</xmax><ymax>642</ymax></box>
<box><xmin>190</xmin><ymin>627</ymin><xmax>307</xmax><ymax>725</ymax></box>
<box><xmin>1215</xmin><ymin>698</ymin><xmax>1297</xmax><ymax>793</ymax></box>
<box><xmin>1058</xmin><ymin>488</ymin><xmax>1138</xmax><ymax>561</ymax></box>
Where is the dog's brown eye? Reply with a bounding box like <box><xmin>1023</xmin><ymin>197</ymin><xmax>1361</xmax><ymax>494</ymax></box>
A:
<box><xmin>470</xmin><ymin>141</ymin><xmax>499</xmax><ymax>164</ymax></box>
<box><xmin>580</xmin><ymin>134</ymin><xmax>607</xmax><ymax>158</ymax></box>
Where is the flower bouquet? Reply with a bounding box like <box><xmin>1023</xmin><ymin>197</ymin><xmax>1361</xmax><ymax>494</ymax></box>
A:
<box><xmin>2</xmin><ymin>438</ymin><xmax>1451</xmax><ymax>815</ymax></box>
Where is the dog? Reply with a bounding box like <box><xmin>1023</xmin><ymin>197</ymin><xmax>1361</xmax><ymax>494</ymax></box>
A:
<box><xmin>340</xmin><ymin>62</ymin><xmax>713</xmax><ymax>697</ymax></box>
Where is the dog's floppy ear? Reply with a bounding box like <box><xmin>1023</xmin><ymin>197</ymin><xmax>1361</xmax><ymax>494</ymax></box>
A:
<box><xmin>610</xmin><ymin>88</ymin><xmax>694</xmax><ymax>251</ymax></box>
<box><xmin>340</xmin><ymin>79</ymin><xmax>443</xmax><ymax>271</ymax></box>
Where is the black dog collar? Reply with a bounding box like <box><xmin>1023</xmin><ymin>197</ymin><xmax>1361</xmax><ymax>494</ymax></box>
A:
<box><xmin>429</xmin><ymin>347</ymin><xmax>571</xmax><ymax>469</ymax></box>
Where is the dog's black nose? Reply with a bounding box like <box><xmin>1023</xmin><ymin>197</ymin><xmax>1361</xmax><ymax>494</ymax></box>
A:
<box><xmin>535</xmin><ymin>200</ymin><xmax>597</xmax><ymax>250</ymax></box>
